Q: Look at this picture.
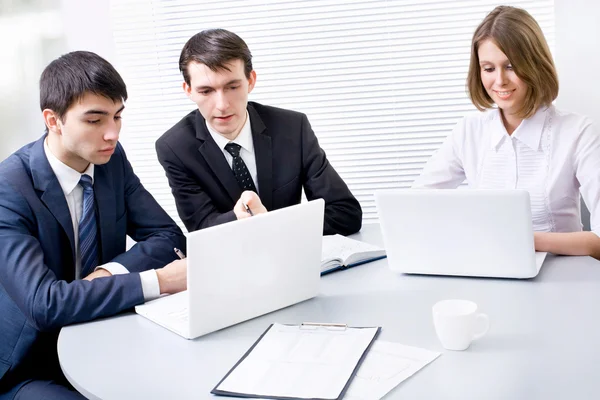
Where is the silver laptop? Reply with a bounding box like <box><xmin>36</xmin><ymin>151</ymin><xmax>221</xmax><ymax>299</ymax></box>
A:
<box><xmin>375</xmin><ymin>189</ymin><xmax>547</xmax><ymax>279</ymax></box>
<box><xmin>135</xmin><ymin>199</ymin><xmax>324</xmax><ymax>339</ymax></box>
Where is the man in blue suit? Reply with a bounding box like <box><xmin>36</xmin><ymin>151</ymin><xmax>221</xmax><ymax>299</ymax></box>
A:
<box><xmin>0</xmin><ymin>51</ymin><xmax>188</xmax><ymax>399</ymax></box>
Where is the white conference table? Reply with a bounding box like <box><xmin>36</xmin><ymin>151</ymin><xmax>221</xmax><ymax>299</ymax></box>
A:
<box><xmin>58</xmin><ymin>224</ymin><xmax>600</xmax><ymax>399</ymax></box>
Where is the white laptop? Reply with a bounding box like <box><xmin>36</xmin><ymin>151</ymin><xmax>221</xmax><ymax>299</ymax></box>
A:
<box><xmin>135</xmin><ymin>199</ymin><xmax>324</xmax><ymax>339</ymax></box>
<box><xmin>375</xmin><ymin>189</ymin><xmax>547</xmax><ymax>279</ymax></box>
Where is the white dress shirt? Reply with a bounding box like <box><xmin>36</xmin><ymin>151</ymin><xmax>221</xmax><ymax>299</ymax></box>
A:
<box><xmin>207</xmin><ymin>111</ymin><xmax>259</xmax><ymax>194</ymax></box>
<box><xmin>44</xmin><ymin>140</ymin><xmax>159</xmax><ymax>300</ymax></box>
<box><xmin>413</xmin><ymin>106</ymin><xmax>600</xmax><ymax>237</ymax></box>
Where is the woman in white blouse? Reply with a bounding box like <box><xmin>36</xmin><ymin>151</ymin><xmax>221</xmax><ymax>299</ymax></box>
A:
<box><xmin>413</xmin><ymin>6</ymin><xmax>600</xmax><ymax>259</ymax></box>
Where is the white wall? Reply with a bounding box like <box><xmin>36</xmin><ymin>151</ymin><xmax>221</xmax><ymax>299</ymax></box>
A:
<box><xmin>554</xmin><ymin>0</ymin><xmax>600</xmax><ymax>122</ymax></box>
<box><xmin>59</xmin><ymin>0</ymin><xmax>116</xmax><ymax>64</ymax></box>
<box><xmin>0</xmin><ymin>5</ymin><xmax>65</xmax><ymax>160</ymax></box>
<box><xmin>0</xmin><ymin>0</ymin><xmax>115</xmax><ymax>162</ymax></box>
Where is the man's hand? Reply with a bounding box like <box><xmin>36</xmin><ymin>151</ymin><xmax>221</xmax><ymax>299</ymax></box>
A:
<box><xmin>83</xmin><ymin>268</ymin><xmax>112</xmax><ymax>281</ymax></box>
<box><xmin>234</xmin><ymin>190</ymin><xmax>267</xmax><ymax>220</ymax></box>
<box><xmin>156</xmin><ymin>259</ymin><xmax>187</xmax><ymax>295</ymax></box>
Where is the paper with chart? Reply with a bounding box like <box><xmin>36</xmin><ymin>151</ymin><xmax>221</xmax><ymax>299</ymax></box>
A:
<box><xmin>344</xmin><ymin>341</ymin><xmax>441</xmax><ymax>400</ymax></box>
<box><xmin>321</xmin><ymin>234</ymin><xmax>386</xmax><ymax>273</ymax></box>
<box><xmin>214</xmin><ymin>323</ymin><xmax>379</xmax><ymax>400</ymax></box>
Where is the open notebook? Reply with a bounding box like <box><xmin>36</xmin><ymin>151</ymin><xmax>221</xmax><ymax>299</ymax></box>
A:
<box><xmin>321</xmin><ymin>235</ymin><xmax>386</xmax><ymax>275</ymax></box>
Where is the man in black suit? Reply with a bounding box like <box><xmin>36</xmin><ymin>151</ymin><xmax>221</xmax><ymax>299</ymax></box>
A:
<box><xmin>156</xmin><ymin>29</ymin><xmax>362</xmax><ymax>235</ymax></box>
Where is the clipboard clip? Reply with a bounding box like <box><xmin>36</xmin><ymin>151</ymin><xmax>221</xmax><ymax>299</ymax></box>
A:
<box><xmin>300</xmin><ymin>322</ymin><xmax>347</xmax><ymax>331</ymax></box>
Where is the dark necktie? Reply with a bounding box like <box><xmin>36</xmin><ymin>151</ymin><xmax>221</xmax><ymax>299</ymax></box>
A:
<box><xmin>78</xmin><ymin>175</ymin><xmax>99</xmax><ymax>277</ymax></box>
<box><xmin>224</xmin><ymin>143</ymin><xmax>257</xmax><ymax>192</ymax></box>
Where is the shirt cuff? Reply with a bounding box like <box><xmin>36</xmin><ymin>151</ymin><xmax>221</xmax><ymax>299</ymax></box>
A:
<box><xmin>96</xmin><ymin>263</ymin><xmax>160</xmax><ymax>301</ymax></box>
<box><xmin>96</xmin><ymin>262</ymin><xmax>129</xmax><ymax>276</ymax></box>
<box><xmin>139</xmin><ymin>270</ymin><xmax>161</xmax><ymax>301</ymax></box>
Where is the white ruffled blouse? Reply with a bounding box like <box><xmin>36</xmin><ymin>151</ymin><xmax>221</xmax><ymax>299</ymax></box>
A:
<box><xmin>413</xmin><ymin>106</ymin><xmax>600</xmax><ymax>237</ymax></box>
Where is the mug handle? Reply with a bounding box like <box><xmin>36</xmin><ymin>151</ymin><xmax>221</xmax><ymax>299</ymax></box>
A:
<box><xmin>473</xmin><ymin>313</ymin><xmax>490</xmax><ymax>340</ymax></box>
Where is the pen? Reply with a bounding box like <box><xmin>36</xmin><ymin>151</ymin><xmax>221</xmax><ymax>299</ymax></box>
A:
<box><xmin>243</xmin><ymin>202</ymin><xmax>254</xmax><ymax>217</ymax></box>
<box><xmin>174</xmin><ymin>247</ymin><xmax>186</xmax><ymax>259</ymax></box>
<box><xmin>300</xmin><ymin>322</ymin><xmax>347</xmax><ymax>331</ymax></box>
<box><xmin>301</xmin><ymin>322</ymin><xmax>347</xmax><ymax>328</ymax></box>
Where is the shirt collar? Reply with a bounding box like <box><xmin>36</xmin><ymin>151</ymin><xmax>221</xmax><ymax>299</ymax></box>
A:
<box><xmin>489</xmin><ymin>106</ymin><xmax>548</xmax><ymax>151</ymax></box>
<box><xmin>43</xmin><ymin>138</ymin><xmax>95</xmax><ymax>197</ymax></box>
<box><xmin>206</xmin><ymin>111</ymin><xmax>254</xmax><ymax>154</ymax></box>
<box><xmin>512</xmin><ymin>106</ymin><xmax>549</xmax><ymax>151</ymax></box>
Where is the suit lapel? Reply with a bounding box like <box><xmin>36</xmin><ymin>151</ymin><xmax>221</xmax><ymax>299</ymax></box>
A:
<box><xmin>93</xmin><ymin>164</ymin><xmax>116</xmax><ymax>264</ymax></box>
<box><xmin>30</xmin><ymin>136</ymin><xmax>76</xmax><ymax>262</ymax></box>
<box><xmin>195</xmin><ymin>112</ymin><xmax>242</xmax><ymax>203</ymax></box>
<box><xmin>248</xmin><ymin>104</ymin><xmax>273</xmax><ymax>210</ymax></box>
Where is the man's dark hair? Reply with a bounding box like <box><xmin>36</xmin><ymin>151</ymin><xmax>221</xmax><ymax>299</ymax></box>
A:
<box><xmin>40</xmin><ymin>51</ymin><xmax>128</xmax><ymax>121</ymax></box>
<box><xmin>179</xmin><ymin>29</ymin><xmax>253</xmax><ymax>85</ymax></box>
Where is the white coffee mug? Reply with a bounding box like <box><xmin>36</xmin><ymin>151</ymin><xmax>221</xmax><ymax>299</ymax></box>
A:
<box><xmin>432</xmin><ymin>299</ymin><xmax>490</xmax><ymax>351</ymax></box>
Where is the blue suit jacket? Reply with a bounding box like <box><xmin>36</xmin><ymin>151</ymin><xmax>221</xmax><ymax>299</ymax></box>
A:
<box><xmin>0</xmin><ymin>136</ymin><xmax>185</xmax><ymax>395</ymax></box>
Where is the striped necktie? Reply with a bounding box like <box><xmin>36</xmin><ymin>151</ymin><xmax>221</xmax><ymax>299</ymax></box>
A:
<box><xmin>78</xmin><ymin>174</ymin><xmax>99</xmax><ymax>277</ymax></box>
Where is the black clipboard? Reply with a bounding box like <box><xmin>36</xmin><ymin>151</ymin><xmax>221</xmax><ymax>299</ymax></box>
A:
<box><xmin>212</xmin><ymin>322</ymin><xmax>382</xmax><ymax>400</ymax></box>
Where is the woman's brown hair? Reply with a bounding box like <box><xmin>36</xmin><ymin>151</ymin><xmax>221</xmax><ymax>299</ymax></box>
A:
<box><xmin>467</xmin><ymin>6</ymin><xmax>559</xmax><ymax>118</ymax></box>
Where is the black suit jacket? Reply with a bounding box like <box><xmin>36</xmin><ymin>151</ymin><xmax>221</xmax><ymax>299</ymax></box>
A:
<box><xmin>156</xmin><ymin>102</ymin><xmax>362</xmax><ymax>235</ymax></box>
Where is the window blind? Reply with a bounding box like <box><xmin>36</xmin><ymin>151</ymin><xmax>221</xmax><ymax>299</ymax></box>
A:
<box><xmin>110</xmin><ymin>0</ymin><xmax>554</xmax><ymax>229</ymax></box>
